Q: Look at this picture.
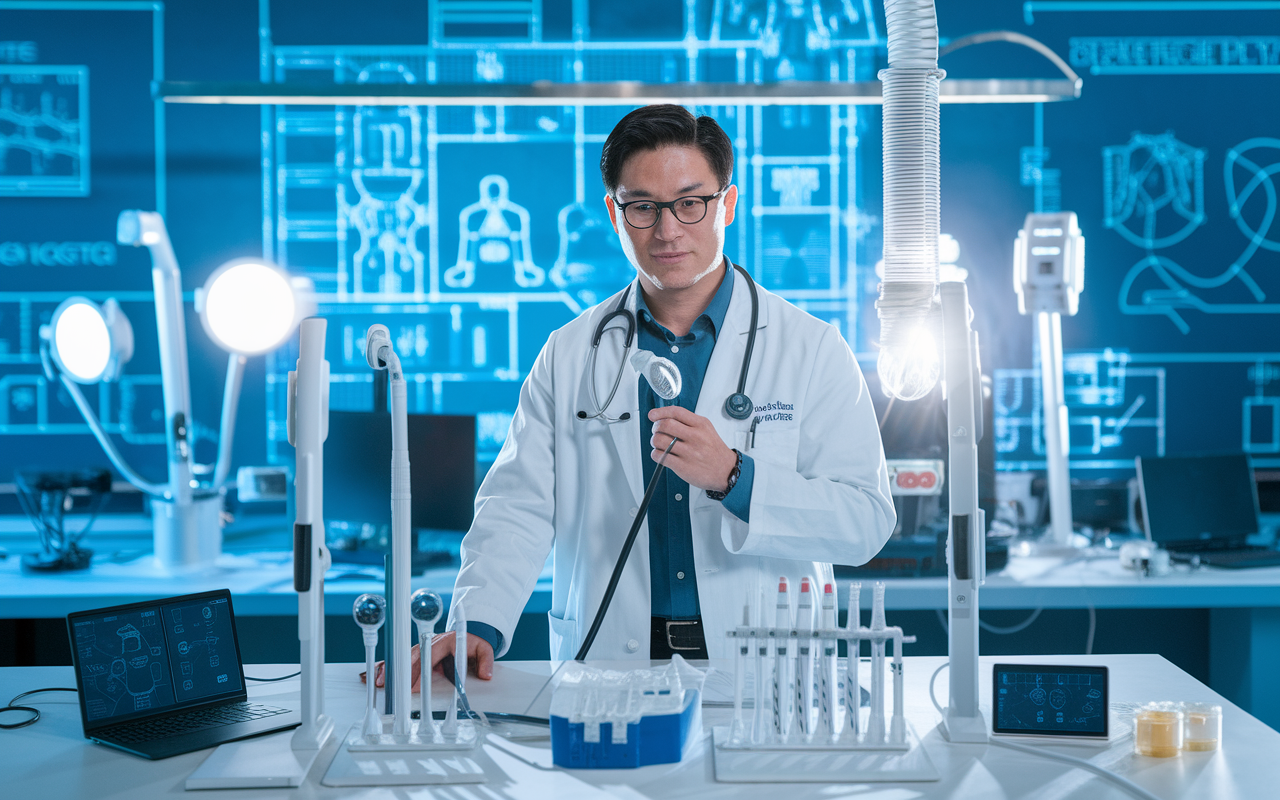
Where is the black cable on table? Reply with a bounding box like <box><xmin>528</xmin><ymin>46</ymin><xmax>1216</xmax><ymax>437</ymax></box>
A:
<box><xmin>245</xmin><ymin>671</ymin><xmax>302</xmax><ymax>682</ymax></box>
<box><xmin>0</xmin><ymin>687</ymin><xmax>77</xmax><ymax>730</ymax></box>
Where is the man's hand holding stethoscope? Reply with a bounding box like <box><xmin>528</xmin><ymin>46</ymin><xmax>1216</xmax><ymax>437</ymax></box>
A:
<box><xmin>649</xmin><ymin>406</ymin><xmax>738</xmax><ymax>492</ymax></box>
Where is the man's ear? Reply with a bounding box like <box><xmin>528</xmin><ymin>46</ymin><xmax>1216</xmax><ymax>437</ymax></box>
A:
<box><xmin>723</xmin><ymin>184</ymin><xmax>739</xmax><ymax>227</ymax></box>
<box><xmin>605</xmin><ymin>194</ymin><xmax>620</xmax><ymax>234</ymax></box>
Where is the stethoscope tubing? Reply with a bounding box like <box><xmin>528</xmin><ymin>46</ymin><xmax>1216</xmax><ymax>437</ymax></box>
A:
<box><xmin>578</xmin><ymin>263</ymin><xmax>759</xmax><ymax>423</ymax></box>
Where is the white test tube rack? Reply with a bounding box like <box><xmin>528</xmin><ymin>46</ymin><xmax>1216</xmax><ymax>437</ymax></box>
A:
<box><xmin>721</xmin><ymin>581</ymin><xmax>916</xmax><ymax>751</ymax></box>
<box><xmin>343</xmin><ymin>609</ymin><xmax>481</xmax><ymax>752</ymax></box>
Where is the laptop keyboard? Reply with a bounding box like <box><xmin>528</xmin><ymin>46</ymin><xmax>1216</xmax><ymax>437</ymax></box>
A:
<box><xmin>97</xmin><ymin>702</ymin><xmax>290</xmax><ymax>744</ymax></box>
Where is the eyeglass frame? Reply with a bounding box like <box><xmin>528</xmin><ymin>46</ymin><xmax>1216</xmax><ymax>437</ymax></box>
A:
<box><xmin>612</xmin><ymin>189</ymin><xmax>727</xmax><ymax>230</ymax></box>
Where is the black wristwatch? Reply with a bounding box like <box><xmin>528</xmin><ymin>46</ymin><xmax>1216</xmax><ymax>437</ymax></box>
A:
<box><xmin>705</xmin><ymin>449</ymin><xmax>743</xmax><ymax>502</ymax></box>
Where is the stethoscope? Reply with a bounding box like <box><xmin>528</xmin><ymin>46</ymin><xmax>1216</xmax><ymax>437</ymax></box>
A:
<box><xmin>576</xmin><ymin>262</ymin><xmax>759</xmax><ymax>423</ymax></box>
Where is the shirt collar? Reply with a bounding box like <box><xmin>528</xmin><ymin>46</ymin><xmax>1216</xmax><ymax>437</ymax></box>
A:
<box><xmin>635</xmin><ymin>258</ymin><xmax>735</xmax><ymax>340</ymax></box>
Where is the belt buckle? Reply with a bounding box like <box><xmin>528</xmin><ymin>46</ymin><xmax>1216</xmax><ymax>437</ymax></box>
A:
<box><xmin>664</xmin><ymin>619</ymin><xmax>701</xmax><ymax>651</ymax></box>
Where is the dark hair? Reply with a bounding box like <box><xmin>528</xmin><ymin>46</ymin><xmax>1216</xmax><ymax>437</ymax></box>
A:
<box><xmin>599</xmin><ymin>105</ymin><xmax>734</xmax><ymax>197</ymax></box>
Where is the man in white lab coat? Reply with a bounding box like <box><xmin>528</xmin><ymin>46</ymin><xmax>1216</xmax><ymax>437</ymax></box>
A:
<box><xmin>377</xmin><ymin>104</ymin><xmax>894</xmax><ymax>687</ymax></box>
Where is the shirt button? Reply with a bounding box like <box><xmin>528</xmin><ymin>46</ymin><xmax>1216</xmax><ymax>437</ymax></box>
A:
<box><xmin>677</xmin><ymin>571</ymin><xmax>685</xmax><ymax>580</ymax></box>
<box><xmin>670</xmin><ymin>345</ymin><xmax>679</xmax><ymax>354</ymax></box>
<box><xmin>626</xmin><ymin>638</ymin><xmax>640</xmax><ymax>653</ymax></box>
<box><xmin>629</xmin><ymin>507</ymin><xmax>638</xmax><ymax>516</ymax></box>
<box><xmin>675</xmin><ymin>493</ymin><xmax>683</xmax><ymax>501</ymax></box>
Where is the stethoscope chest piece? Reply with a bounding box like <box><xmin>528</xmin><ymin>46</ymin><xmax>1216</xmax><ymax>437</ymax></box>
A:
<box><xmin>724</xmin><ymin>392</ymin><xmax>753</xmax><ymax>420</ymax></box>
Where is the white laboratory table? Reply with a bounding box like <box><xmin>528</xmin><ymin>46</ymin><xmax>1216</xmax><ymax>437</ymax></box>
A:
<box><xmin>4</xmin><ymin>544</ymin><xmax>1280</xmax><ymax>728</ymax></box>
<box><xmin>2</xmin><ymin>654</ymin><xmax>1274</xmax><ymax>800</ymax></box>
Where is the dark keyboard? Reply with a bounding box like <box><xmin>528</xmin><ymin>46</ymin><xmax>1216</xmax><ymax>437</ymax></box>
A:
<box><xmin>98</xmin><ymin>702</ymin><xmax>289</xmax><ymax>744</ymax></box>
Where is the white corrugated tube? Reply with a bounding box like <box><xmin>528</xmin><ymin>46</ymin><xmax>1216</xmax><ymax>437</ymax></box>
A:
<box><xmin>877</xmin><ymin>0</ymin><xmax>944</xmax><ymax>401</ymax></box>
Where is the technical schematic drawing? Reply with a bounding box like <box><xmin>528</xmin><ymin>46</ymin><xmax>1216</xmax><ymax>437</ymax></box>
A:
<box><xmin>262</xmin><ymin>0</ymin><xmax>877</xmax><ymax>465</ymax></box>
<box><xmin>994</xmin><ymin>350</ymin><xmax>1166</xmax><ymax>471</ymax></box>
<box><xmin>74</xmin><ymin>608</ymin><xmax>174</xmax><ymax>721</ymax></box>
<box><xmin>1104</xmin><ymin>131</ymin><xmax>1206</xmax><ymax>250</ymax></box>
<box><xmin>1111</xmin><ymin>133</ymin><xmax>1280</xmax><ymax>333</ymax></box>
<box><xmin>445</xmin><ymin>174</ymin><xmax>544</xmax><ymax>290</ymax></box>
<box><xmin>335</xmin><ymin>63</ymin><xmax>429</xmax><ymax>298</ymax></box>
<box><xmin>1244</xmin><ymin>360</ymin><xmax>1280</xmax><ymax>454</ymax></box>
<box><xmin>0</xmin><ymin>65</ymin><xmax>89</xmax><ymax>196</ymax></box>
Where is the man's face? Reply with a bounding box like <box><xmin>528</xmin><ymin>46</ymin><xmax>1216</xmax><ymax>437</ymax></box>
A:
<box><xmin>606</xmin><ymin>145</ymin><xmax>738</xmax><ymax>292</ymax></box>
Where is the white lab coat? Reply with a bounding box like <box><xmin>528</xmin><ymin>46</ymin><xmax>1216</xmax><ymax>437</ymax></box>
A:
<box><xmin>450</xmin><ymin>269</ymin><xmax>896</xmax><ymax>660</ymax></box>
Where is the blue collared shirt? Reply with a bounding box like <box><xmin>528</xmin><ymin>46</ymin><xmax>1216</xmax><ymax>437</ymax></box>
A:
<box><xmin>638</xmin><ymin>262</ymin><xmax>755</xmax><ymax>620</ymax></box>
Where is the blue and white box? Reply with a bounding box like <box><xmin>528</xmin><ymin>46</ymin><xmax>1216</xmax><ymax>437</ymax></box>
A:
<box><xmin>549</xmin><ymin>656</ymin><xmax>704</xmax><ymax>769</ymax></box>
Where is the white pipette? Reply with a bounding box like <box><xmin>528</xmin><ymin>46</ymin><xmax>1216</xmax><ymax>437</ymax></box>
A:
<box><xmin>795</xmin><ymin>578</ymin><xmax>814</xmax><ymax>741</ymax></box>
<box><xmin>819</xmin><ymin>582</ymin><xmax>836</xmax><ymax>741</ymax></box>
<box><xmin>731</xmin><ymin>597</ymin><xmax>750</xmax><ymax>744</ymax></box>
<box><xmin>867</xmin><ymin>582</ymin><xmax>886</xmax><ymax>745</ymax></box>
<box><xmin>752</xmin><ymin>584</ymin><xmax>769</xmax><ymax>744</ymax></box>
<box><xmin>773</xmin><ymin>577</ymin><xmax>790</xmax><ymax>741</ymax></box>
<box><xmin>845</xmin><ymin>582</ymin><xmax>861</xmax><ymax>742</ymax></box>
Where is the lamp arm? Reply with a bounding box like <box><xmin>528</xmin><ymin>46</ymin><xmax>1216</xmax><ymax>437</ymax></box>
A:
<box><xmin>207</xmin><ymin>353</ymin><xmax>247</xmax><ymax>489</ymax></box>
<box><xmin>57</xmin><ymin>374</ymin><xmax>168</xmax><ymax>498</ymax></box>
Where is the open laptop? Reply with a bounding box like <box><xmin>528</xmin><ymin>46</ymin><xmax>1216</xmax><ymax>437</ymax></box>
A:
<box><xmin>1136</xmin><ymin>453</ymin><xmax>1280</xmax><ymax>569</ymax></box>
<box><xmin>66</xmin><ymin>589</ymin><xmax>300</xmax><ymax>759</ymax></box>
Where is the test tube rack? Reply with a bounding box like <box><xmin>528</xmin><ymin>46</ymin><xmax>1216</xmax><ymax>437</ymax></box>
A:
<box><xmin>710</xmin><ymin>581</ymin><xmax>939</xmax><ymax>783</ymax></box>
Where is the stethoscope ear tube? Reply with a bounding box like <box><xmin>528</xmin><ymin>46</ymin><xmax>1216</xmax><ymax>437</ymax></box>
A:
<box><xmin>575</xmin><ymin>437</ymin><xmax>676</xmax><ymax>661</ymax></box>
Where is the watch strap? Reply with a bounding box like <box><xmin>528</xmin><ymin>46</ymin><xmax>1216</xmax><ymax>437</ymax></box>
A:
<box><xmin>705</xmin><ymin>449</ymin><xmax>742</xmax><ymax>502</ymax></box>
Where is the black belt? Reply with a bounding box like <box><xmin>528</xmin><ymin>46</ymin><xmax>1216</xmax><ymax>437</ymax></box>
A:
<box><xmin>650</xmin><ymin>615</ymin><xmax>708</xmax><ymax>659</ymax></box>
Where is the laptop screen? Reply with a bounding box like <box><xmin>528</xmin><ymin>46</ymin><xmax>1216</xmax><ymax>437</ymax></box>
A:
<box><xmin>1137</xmin><ymin>453</ymin><xmax>1260</xmax><ymax>548</ymax></box>
<box><xmin>68</xmin><ymin>590</ymin><xmax>246</xmax><ymax>729</ymax></box>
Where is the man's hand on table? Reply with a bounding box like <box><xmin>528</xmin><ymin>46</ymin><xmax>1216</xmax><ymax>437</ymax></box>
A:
<box><xmin>360</xmin><ymin>632</ymin><xmax>495</xmax><ymax>689</ymax></box>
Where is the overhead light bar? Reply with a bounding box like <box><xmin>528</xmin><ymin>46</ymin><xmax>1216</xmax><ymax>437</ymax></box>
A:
<box><xmin>154</xmin><ymin>78</ymin><xmax>1081</xmax><ymax>106</ymax></box>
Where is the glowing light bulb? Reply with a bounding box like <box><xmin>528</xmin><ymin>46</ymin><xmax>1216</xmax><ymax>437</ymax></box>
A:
<box><xmin>200</xmin><ymin>259</ymin><xmax>301</xmax><ymax>355</ymax></box>
<box><xmin>877</xmin><ymin>326</ymin><xmax>940</xmax><ymax>401</ymax></box>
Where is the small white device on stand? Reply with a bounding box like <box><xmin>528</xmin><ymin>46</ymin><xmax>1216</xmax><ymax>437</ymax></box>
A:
<box><xmin>324</xmin><ymin>324</ymin><xmax>483</xmax><ymax>787</ymax></box>
<box><xmin>185</xmin><ymin>316</ymin><xmax>335</xmax><ymax>789</ymax></box>
<box><xmin>939</xmin><ymin>281</ymin><xmax>989</xmax><ymax>743</ymax></box>
<box><xmin>1014</xmin><ymin>212</ymin><xmax>1085</xmax><ymax>552</ymax></box>
<box><xmin>354</xmin><ymin>594</ymin><xmax>387</xmax><ymax>738</ymax></box>
<box><xmin>411</xmin><ymin>589</ymin><xmax>444</xmax><ymax>733</ymax></box>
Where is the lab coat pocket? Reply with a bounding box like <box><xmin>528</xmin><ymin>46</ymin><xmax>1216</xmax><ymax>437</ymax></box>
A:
<box><xmin>745</xmin><ymin>427</ymin><xmax>800</xmax><ymax>468</ymax></box>
<box><xmin>547</xmin><ymin>611</ymin><xmax>578</xmax><ymax>661</ymax></box>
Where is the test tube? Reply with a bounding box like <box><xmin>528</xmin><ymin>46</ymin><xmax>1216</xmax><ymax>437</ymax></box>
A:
<box><xmin>752</xmin><ymin>585</ymin><xmax>769</xmax><ymax>744</ymax></box>
<box><xmin>731</xmin><ymin>598</ymin><xmax>750</xmax><ymax>744</ymax></box>
<box><xmin>795</xmin><ymin>578</ymin><xmax>814</xmax><ymax>741</ymax></box>
<box><xmin>819</xmin><ymin>583</ymin><xmax>836</xmax><ymax>741</ymax></box>
<box><xmin>867</xmin><ymin>582</ymin><xmax>886</xmax><ymax>745</ymax></box>
<box><xmin>845</xmin><ymin>582</ymin><xmax>862</xmax><ymax>742</ymax></box>
<box><xmin>890</xmin><ymin>628</ymin><xmax>906</xmax><ymax>745</ymax></box>
<box><xmin>773</xmin><ymin>577</ymin><xmax>790</xmax><ymax>741</ymax></box>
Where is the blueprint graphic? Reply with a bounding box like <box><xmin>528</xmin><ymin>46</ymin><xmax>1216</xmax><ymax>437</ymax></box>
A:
<box><xmin>0</xmin><ymin>65</ymin><xmax>88</xmax><ymax>196</ymax></box>
<box><xmin>263</xmin><ymin>0</ymin><xmax>878</xmax><ymax>464</ymax></box>
<box><xmin>1110</xmin><ymin>133</ymin><xmax>1280</xmax><ymax>334</ymax></box>
<box><xmin>994</xmin><ymin>350</ymin><xmax>1166</xmax><ymax>471</ymax></box>
<box><xmin>72</xmin><ymin>607</ymin><xmax>175</xmax><ymax>721</ymax></box>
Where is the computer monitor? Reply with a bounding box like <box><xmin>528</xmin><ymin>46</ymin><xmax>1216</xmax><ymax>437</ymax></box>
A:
<box><xmin>323</xmin><ymin>411</ymin><xmax>476</xmax><ymax>535</ymax></box>
<box><xmin>1136</xmin><ymin>453</ymin><xmax>1260</xmax><ymax>548</ymax></box>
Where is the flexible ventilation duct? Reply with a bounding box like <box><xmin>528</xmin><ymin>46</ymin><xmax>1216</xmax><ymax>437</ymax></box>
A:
<box><xmin>876</xmin><ymin>0</ymin><xmax>943</xmax><ymax>400</ymax></box>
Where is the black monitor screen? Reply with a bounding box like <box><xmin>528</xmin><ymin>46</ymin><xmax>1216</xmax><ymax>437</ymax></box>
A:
<box><xmin>993</xmin><ymin>664</ymin><xmax>1108</xmax><ymax>737</ymax></box>
<box><xmin>69</xmin><ymin>592</ymin><xmax>244</xmax><ymax>726</ymax></box>
<box><xmin>1138</xmin><ymin>453</ymin><xmax>1259</xmax><ymax>547</ymax></box>
<box><xmin>324</xmin><ymin>411</ymin><xmax>476</xmax><ymax>533</ymax></box>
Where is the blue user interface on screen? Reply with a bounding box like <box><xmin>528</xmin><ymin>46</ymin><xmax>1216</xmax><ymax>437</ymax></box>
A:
<box><xmin>994</xmin><ymin>665</ymin><xmax>1108</xmax><ymax>736</ymax></box>
<box><xmin>72</xmin><ymin>595</ymin><xmax>243</xmax><ymax>723</ymax></box>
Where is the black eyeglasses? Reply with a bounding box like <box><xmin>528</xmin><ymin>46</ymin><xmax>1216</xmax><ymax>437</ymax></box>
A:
<box><xmin>614</xmin><ymin>190</ymin><xmax>725</xmax><ymax>229</ymax></box>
